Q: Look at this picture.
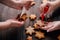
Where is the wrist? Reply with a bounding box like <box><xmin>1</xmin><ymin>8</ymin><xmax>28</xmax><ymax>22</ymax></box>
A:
<box><xmin>0</xmin><ymin>21</ymin><xmax>11</xmax><ymax>30</ymax></box>
<box><xmin>5</xmin><ymin>20</ymin><xmax>12</xmax><ymax>28</ymax></box>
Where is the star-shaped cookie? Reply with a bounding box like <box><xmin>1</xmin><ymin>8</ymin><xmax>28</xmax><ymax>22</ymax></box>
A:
<box><xmin>36</xmin><ymin>20</ymin><xmax>45</xmax><ymax>27</ymax></box>
<box><xmin>25</xmin><ymin>26</ymin><xmax>35</xmax><ymax>35</ymax></box>
<box><xmin>20</xmin><ymin>13</ymin><xmax>27</xmax><ymax>21</ymax></box>
<box><xmin>29</xmin><ymin>14</ymin><xmax>36</xmax><ymax>21</ymax></box>
<box><xmin>35</xmin><ymin>31</ymin><xmax>45</xmax><ymax>39</ymax></box>
<box><xmin>27</xmin><ymin>36</ymin><xmax>32</xmax><ymax>40</ymax></box>
<box><xmin>33</xmin><ymin>23</ymin><xmax>40</xmax><ymax>29</ymax></box>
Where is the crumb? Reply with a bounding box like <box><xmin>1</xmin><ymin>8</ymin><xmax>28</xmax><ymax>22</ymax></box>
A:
<box><xmin>25</xmin><ymin>26</ymin><xmax>35</xmax><ymax>35</ymax></box>
<box><xmin>27</xmin><ymin>36</ymin><xmax>32</xmax><ymax>40</ymax></box>
<box><xmin>29</xmin><ymin>14</ymin><xmax>36</xmax><ymax>21</ymax></box>
<box><xmin>35</xmin><ymin>31</ymin><xmax>45</xmax><ymax>39</ymax></box>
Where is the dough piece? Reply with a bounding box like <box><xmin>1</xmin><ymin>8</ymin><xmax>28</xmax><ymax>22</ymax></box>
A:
<box><xmin>19</xmin><ymin>13</ymin><xmax>27</xmax><ymax>21</ymax></box>
<box><xmin>33</xmin><ymin>23</ymin><xmax>40</xmax><ymax>29</ymax></box>
<box><xmin>29</xmin><ymin>14</ymin><xmax>36</xmax><ymax>21</ymax></box>
<box><xmin>20</xmin><ymin>13</ymin><xmax>27</xmax><ymax>21</ymax></box>
<box><xmin>35</xmin><ymin>31</ymin><xmax>45</xmax><ymax>39</ymax></box>
<box><xmin>25</xmin><ymin>26</ymin><xmax>35</xmax><ymax>35</ymax></box>
<box><xmin>58</xmin><ymin>35</ymin><xmax>60</xmax><ymax>40</ymax></box>
<box><xmin>36</xmin><ymin>20</ymin><xmax>45</xmax><ymax>27</ymax></box>
<box><xmin>27</xmin><ymin>36</ymin><xmax>32</xmax><ymax>40</ymax></box>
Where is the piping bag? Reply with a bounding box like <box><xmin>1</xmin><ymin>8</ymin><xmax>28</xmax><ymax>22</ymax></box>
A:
<box><xmin>41</xmin><ymin>5</ymin><xmax>49</xmax><ymax>21</ymax></box>
<box><xmin>41</xmin><ymin>0</ymin><xmax>49</xmax><ymax>21</ymax></box>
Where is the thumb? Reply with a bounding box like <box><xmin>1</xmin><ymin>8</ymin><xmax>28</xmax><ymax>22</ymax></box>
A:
<box><xmin>14</xmin><ymin>21</ymin><xmax>24</xmax><ymax>25</ymax></box>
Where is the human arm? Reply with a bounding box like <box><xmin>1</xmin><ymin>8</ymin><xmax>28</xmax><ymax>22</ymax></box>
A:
<box><xmin>0</xmin><ymin>0</ymin><xmax>35</xmax><ymax>10</ymax></box>
<box><xmin>40</xmin><ymin>0</ymin><xmax>60</xmax><ymax>18</ymax></box>
<box><xmin>0</xmin><ymin>0</ymin><xmax>23</xmax><ymax>10</ymax></box>
<box><xmin>0</xmin><ymin>19</ymin><xmax>24</xmax><ymax>30</ymax></box>
<box><xmin>41</xmin><ymin>21</ymin><xmax>60</xmax><ymax>32</ymax></box>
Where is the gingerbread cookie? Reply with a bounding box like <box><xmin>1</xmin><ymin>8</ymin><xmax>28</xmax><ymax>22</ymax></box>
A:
<box><xmin>20</xmin><ymin>13</ymin><xmax>27</xmax><ymax>21</ymax></box>
<box><xmin>27</xmin><ymin>36</ymin><xmax>32</xmax><ymax>40</ymax></box>
<box><xmin>33</xmin><ymin>23</ymin><xmax>40</xmax><ymax>29</ymax></box>
<box><xmin>35</xmin><ymin>31</ymin><xmax>45</xmax><ymax>39</ymax></box>
<box><xmin>29</xmin><ymin>14</ymin><xmax>36</xmax><ymax>21</ymax></box>
<box><xmin>17</xmin><ymin>13</ymin><xmax>27</xmax><ymax>21</ymax></box>
<box><xmin>25</xmin><ymin>26</ymin><xmax>35</xmax><ymax>35</ymax></box>
<box><xmin>36</xmin><ymin>20</ymin><xmax>45</xmax><ymax>27</ymax></box>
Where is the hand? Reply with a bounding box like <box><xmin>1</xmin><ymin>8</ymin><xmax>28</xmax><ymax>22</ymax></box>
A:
<box><xmin>40</xmin><ymin>1</ymin><xmax>58</xmax><ymax>18</ymax></box>
<box><xmin>1</xmin><ymin>0</ymin><xmax>35</xmax><ymax>10</ymax></box>
<box><xmin>24</xmin><ymin>0</ymin><xmax>35</xmax><ymax>10</ymax></box>
<box><xmin>11</xmin><ymin>0</ymin><xmax>35</xmax><ymax>10</ymax></box>
<box><xmin>6</xmin><ymin>19</ymin><xmax>24</xmax><ymax>28</ymax></box>
<box><xmin>41</xmin><ymin>21</ymin><xmax>60</xmax><ymax>32</ymax></box>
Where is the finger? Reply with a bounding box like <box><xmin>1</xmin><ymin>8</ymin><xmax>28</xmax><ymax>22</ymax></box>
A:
<box><xmin>13</xmin><ymin>21</ymin><xmax>24</xmax><ymax>25</ymax></box>
<box><xmin>40</xmin><ymin>5</ymin><xmax>44</xmax><ymax>13</ymax></box>
<box><xmin>46</xmin><ymin>7</ymin><xmax>53</xmax><ymax>18</ymax></box>
<box><xmin>40</xmin><ymin>3</ymin><xmax>49</xmax><ymax>16</ymax></box>
<box><xmin>47</xmin><ymin>23</ymin><xmax>60</xmax><ymax>32</ymax></box>
<box><xmin>47</xmin><ymin>25</ymin><xmax>55</xmax><ymax>32</ymax></box>
<box><xmin>41</xmin><ymin>26</ymin><xmax>49</xmax><ymax>30</ymax></box>
<box><xmin>41</xmin><ymin>25</ymin><xmax>51</xmax><ymax>30</ymax></box>
<box><xmin>45</xmin><ymin>3</ymin><xmax>54</xmax><ymax>18</ymax></box>
<box><xmin>11</xmin><ymin>0</ymin><xmax>23</xmax><ymax>3</ymax></box>
<box><xmin>17</xmin><ymin>21</ymin><xmax>24</xmax><ymax>25</ymax></box>
<box><xmin>41</xmin><ymin>22</ymin><xmax>53</xmax><ymax>30</ymax></box>
<box><xmin>16</xmin><ymin>21</ymin><xmax>24</xmax><ymax>27</ymax></box>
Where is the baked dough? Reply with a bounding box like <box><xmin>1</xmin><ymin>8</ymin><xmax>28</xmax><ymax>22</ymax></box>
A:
<box><xmin>35</xmin><ymin>31</ymin><xmax>45</xmax><ymax>39</ymax></box>
<box><xmin>16</xmin><ymin>13</ymin><xmax>27</xmax><ymax>21</ymax></box>
<box><xmin>20</xmin><ymin>13</ymin><xmax>27</xmax><ymax>21</ymax></box>
<box><xmin>33</xmin><ymin>23</ymin><xmax>40</xmax><ymax>29</ymax></box>
<box><xmin>27</xmin><ymin>36</ymin><xmax>32</xmax><ymax>40</ymax></box>
<box><xmin>25</xmin><ymin>26</ymin><xmax>35</xmax><ymax>35</ymax></box>
<box><xmin>29</xmin><ymin>14</ymin><xmax>36</xmax><ymax>21</ymax></box>
<box><xmin>36</xmin><ymin>20</ymin><xmax>45</xmax><ymax>27</ymax></box>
